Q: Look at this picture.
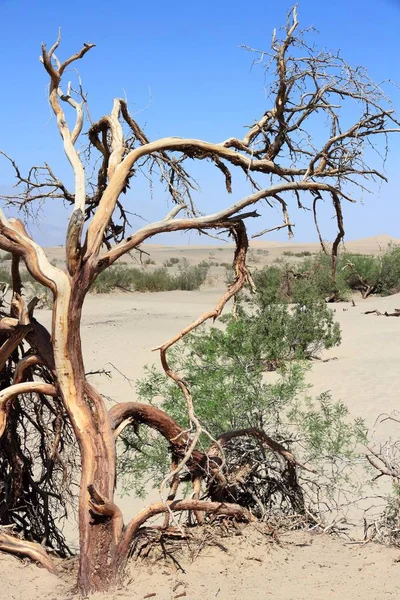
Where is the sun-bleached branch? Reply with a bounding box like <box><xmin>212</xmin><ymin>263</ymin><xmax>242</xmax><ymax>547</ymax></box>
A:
<box><xmin>41</xmin><ymin>34</ymin><xmax>95</xmax><ymax>271</ymax></box>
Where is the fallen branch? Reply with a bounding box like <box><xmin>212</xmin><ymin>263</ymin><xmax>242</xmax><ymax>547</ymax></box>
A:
<box><xmin>364</xmin><ymin>308</ymin><xmax>400</xmax><ymax>317</ymax></box>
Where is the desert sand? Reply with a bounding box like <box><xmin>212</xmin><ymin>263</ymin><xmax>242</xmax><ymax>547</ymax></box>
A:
<box><xmin>1</xmin><ymin>235</ymin><xmax>400</xmax><ymax>599</ymax></box>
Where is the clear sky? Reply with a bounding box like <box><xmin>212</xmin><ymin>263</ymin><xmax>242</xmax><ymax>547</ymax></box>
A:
<box><xmin>0</xmin><ymin>0</ymin><xmax>399</xmax><ymax>247</ymax></box>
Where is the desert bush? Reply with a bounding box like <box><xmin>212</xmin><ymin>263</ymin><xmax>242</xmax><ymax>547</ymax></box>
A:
<box><xmin>254</xmin><ymin>254</ymin><xmax>350</xmax><ymax>304</ymax></box>
<box><xmin>174</xmin><ymin>260</ymin><xmax>209</xmax><ymax>290</ymax></box>
<box><xmin>90</xmin><ymin>262</ymin><xmax>208</xmax><ymax>293</ymax></box>
<box><xmin>163</xmin><ymin>257</ymin><xmax>180</xmax><ymax>267</ymax></box>
<box><xmin>0</xmin><ymin>252</ymin><xmax>11</xmax><ymax>262</ymax></box>
<box><xmin>252</xmin><ymin>265</ymin><xmax>282</xmax><ymax>304</ymax></box>
<box><xmin>119</xmin><ymin>304</ymin><xmax>363</xmax><ymax>518</ymax></box>
<box><xmin>254</xmin><ymin>247</ymin><xmax>400</xmax><ymax>304</ymax></box>
<box><xmin>338</xmin><ymin>246</ymin><xmax>400</xmax><ymax>297</ymax></box>
<box><xmin>290</xmin><ymin>255</ymin><xmax>349</xmax><ymax>302</ymax></box>
<box><xmin>380</xmin><ymin>246</ymin><xmax>400</xmax><ymax>295</ymax></box>
<box><xmin>238</xmin><ymin>298</ymin><xmax>341</xmax><ymax>365</ymax></box>
<box><xmin>282</xmin><ymin>250</ymin><xmax>312</xmax><ymax>257</ymax></box>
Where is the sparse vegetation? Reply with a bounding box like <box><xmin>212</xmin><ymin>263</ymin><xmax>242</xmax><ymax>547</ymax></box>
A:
<box><xmin>90</xmin><ymin>262</ymin><xmax>208</xmax><ymax>293</ymax></box>
<box><xmin>253</xmin><ymin>246</ymin><xmax>400</xmax><ymax>303</ymax></box>
<box><xmin>283</xmin><ymin>250</ymin><xmax>313</xmax><ymax>258</ymax></box>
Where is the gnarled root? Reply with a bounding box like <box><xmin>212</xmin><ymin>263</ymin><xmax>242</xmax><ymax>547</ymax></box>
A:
<box><xmin>117</xmin><ymin>498</ymin><xmax>254</xmax><ymax>561</ymax></box>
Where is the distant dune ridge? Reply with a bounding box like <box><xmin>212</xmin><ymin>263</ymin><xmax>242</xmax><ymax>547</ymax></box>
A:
<box><xmin>42</xmin><ymin>234</ymin><xmax>400</xmax><ymax>267</ymax></box>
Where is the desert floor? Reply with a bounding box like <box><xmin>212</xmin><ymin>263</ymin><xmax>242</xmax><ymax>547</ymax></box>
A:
<box><xmin>1</xmin><ymin>235</ymin><xmax>400</xmax><ymax>599</ymax></box>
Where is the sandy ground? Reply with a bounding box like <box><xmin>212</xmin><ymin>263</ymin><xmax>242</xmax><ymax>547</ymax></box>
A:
<box><xmin>2</xmin><ymin>527</ymin><xmax>400</xmax><ymax>600</ymax></box>
<box><xmin>1</xmin><ymin>234</ymin><xmax>400</xmax><ymax>598</ymax></box>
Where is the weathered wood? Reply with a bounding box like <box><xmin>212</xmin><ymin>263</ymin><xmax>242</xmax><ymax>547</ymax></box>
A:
<box><xmin>0</xmin><ymin>530</ymin><xmax>58</xmax><ymax>574</ymax></box>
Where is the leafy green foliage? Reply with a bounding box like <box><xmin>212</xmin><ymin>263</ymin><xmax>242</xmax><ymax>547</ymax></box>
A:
<box><xmin>118</xmin><ymin>299</ymin><xmax>364</xmax><ymax>517</ymax></box>
<box><xmin>228</xmin><ymin>300</ymin><xmax>341</xmax><ymax>365</ymax></box>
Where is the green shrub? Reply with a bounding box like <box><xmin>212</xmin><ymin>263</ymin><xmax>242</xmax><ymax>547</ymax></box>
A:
<box><xmin>90</xmin><ymin>262</ymin><xmax>208</xmax><ymax>293</ymax></box>
<box><xmin>378</xmin><ymin>246</ymin><xmax>400</xmax><ymax>295</ymax></box>
<box><xmin>118</xmin><ymin>301</ymin><xmax>363</xmax><ymax>512</ymax></box>
<box><xmin>235</xmin><ymin>298</ymin><xmax>341</xmax><ymax>365</ymax></box>
<box><xmin>0</xmin><ymin>252</ymin><xmax>12</xmax><ymax>262</ymax></box>
<box><xmin>252</xmin><ymin>265</ymin><xmax>282</xmax><ymax>305</ymax></box>
<box><xmin>254</xmin><ymin>254</ymin><xmax>350</xmax><ymax>304</ymax></box>
<box><xmin>338</xmin><ymin>246</ymin><xmax>400</xmax><ymax>297</ymax></box>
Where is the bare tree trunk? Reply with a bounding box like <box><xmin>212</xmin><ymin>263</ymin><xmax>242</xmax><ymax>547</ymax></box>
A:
<box><xmin>52</xmin><ymin>277</ymin><xmax>120</xmax><ymax>594</ymax></box>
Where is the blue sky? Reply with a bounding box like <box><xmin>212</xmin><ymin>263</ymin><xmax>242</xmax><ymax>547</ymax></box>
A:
<box><xmin>0</xmin><ymin>0</ymin><xmax>399</xmax><ymax>247</ymax></box>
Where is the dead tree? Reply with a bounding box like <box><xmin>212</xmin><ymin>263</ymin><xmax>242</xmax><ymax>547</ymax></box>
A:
<box><xmin>0</xmin><ymin>7</ymin><xmax>398</xmax><ymax>595</ymax></box>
